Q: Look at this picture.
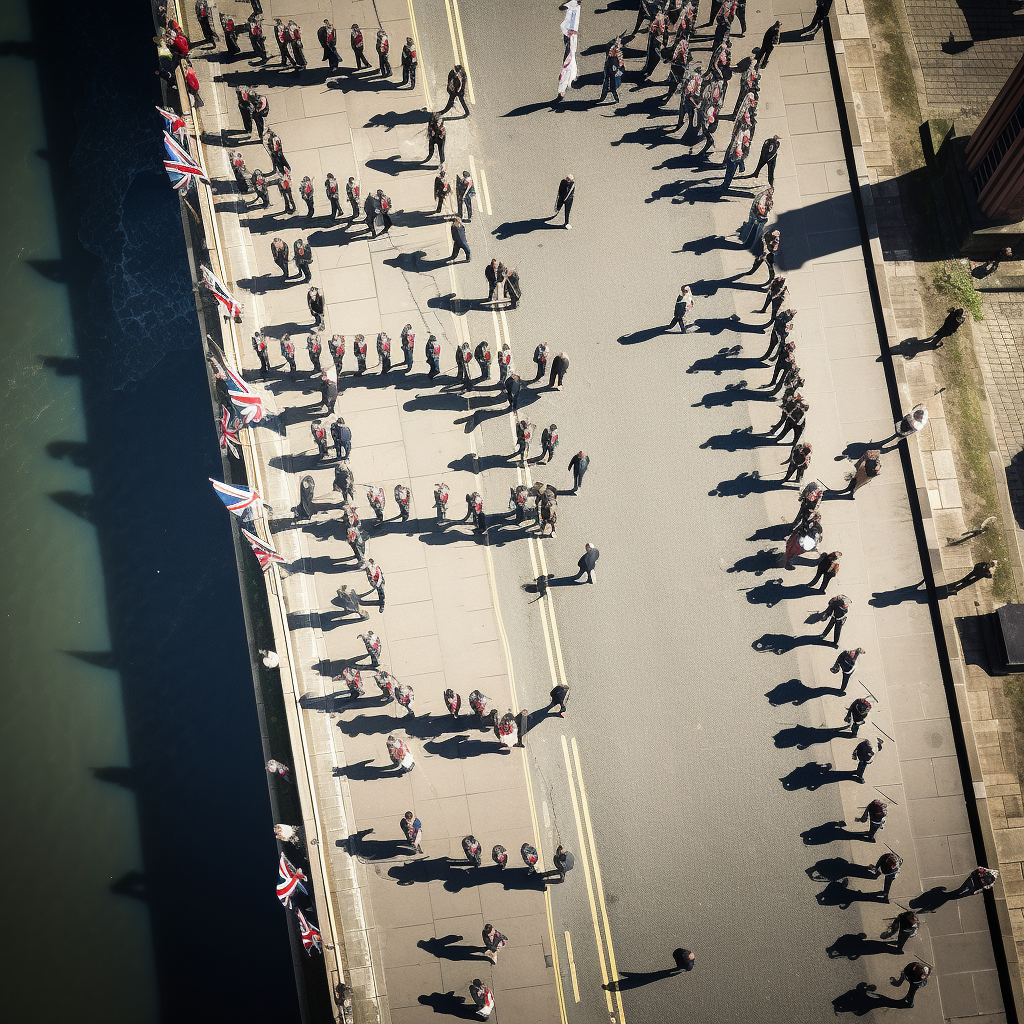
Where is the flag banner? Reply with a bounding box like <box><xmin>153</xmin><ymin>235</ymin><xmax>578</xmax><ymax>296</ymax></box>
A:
<box><xmin>218</xmin><ymin>405</ymin><xmax>241</xmax><ymax>458</ymax></box>
<box><xmin>210</xmin><ymin>478</ymin><xmax>263</xmax><ymax>518</ymax></box>
<box><xmin>201</xmin><ymin>265</ymin><xmax>243</xmax><ymax>321</ymax></box>
<box><xmin>155</xmin><ymin>105</ymin><xmax>187</xmax><ymax>142</ymax></box>
<box><xmin>162</xmin><ymin>131</ymin><xmax>208</xmax><ymax>193</ymax></box>
<box><xmin>276</xmin><ymin>853</ymin><xmax>307</xmax><ymax>906</ymax></box>
<box><xmin>295</xmin><ymin>909</ymin><xmax>323</xmax><ymax>954</ymax></box>
<box><xmin>222</xmin><ymin>364</ymin><xmax>264</xmax><ymax>424</ymax></box>
<box><xmin>242</xmin><ymin>528</ymin><xmax>285</xmax><ymax>572</ymax></box>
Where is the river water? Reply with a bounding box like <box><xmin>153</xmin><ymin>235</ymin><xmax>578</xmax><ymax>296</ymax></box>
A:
<box><xmin>0</xmin><ymin>1</ymin><xmax>298</xmax><ymax>1020</ymax></box>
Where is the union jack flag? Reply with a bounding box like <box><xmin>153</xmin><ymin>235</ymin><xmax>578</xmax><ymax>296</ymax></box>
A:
<box><xmin>210</xmin><ymin>478</ymin><xmax>263</xmax><ymax>518</ymax></box>
<box><xmin>156</xmin><ymin>105</ymin><xmax>187</xmax><ymax>143</ymax></box>
<box><xmin>295</xmin><ymin>909</ymin><xmax>323</xmax><ymax>954</ymax></box>
<box><xmin>218</xmin><ymin>405</ymin><xmax>241</xmax><ymax>458</ymax></box>
<box><xmin>162</xmin><ymin>131</ymin><xmax>208</xmax><ymax>193</ymax></box>
<box><xmin>276</xmin><ymin>853</ymin><xmax>307</xmax><ymax>907</ymax></box>
<box><xmin>242</xmin><ymin>528</ymin><xmax>285</xmax><ymax>572</ymax></box>
<box><xmin>223</xmin><ymin>364</ymin><xmax>264</xmax><ymax>424</ymax></box>
<box><xmin>201</xmin><ymin>265</ymin><xmax>243</xmax><ymax>321</ymax></box>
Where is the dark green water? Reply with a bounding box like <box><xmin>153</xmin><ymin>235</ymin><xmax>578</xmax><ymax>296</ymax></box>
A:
<box><xmin>0</xmin><ymin>1</ymin><xmax>298</xmax><ymax>1019</ymax></box>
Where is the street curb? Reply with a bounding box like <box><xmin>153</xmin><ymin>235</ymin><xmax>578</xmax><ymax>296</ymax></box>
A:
<box><xmin>825</xmin><ymin>10</ymin><xmax>1023</xmax><ymax>1018</ymax></box>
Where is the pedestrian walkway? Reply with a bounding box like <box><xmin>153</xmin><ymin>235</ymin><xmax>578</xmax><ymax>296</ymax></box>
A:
<box><xmin>180</xmin><ymin>1</ymin><xmax>559</xmax><ymax>1021</ymax></box>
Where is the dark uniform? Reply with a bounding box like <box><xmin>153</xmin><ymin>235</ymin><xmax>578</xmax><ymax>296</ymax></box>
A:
<box><xmin>440</xmin><ymin>66</ymin><xmax>469</xmax><ymax>115</ymax></box>
<box><xmin>300</xmin><ymin>175</ymin><xmax>315</xmax><ymax>219</ymax></box>
<box><xmin>325</xmin><ymin>173</ymin><xmax>342</xmax><ymax>218</ymax></box>
<box><xmin>426</xmin><ymin>335</ymin><xmax>441</xmax><ymax>378</ymax></box>
<box><xmin>350</xmin><ymin>25</ymin><xmax>372</xmax><ymax>69</ymax></box>
<box><xmin>400</xmin><ymin>325</ymin><xmax>415</xmax><ymax>370</ymax></box>
<box><xmin>278</xmin><ymin>173</ymin><xmax>296</xmax><ymax>213</ymax></box>
<box><xmin>271</xmin><ymin>237</ymin><xmax>290</xmax><ymax>277</ymax></box>
<box><xmin>400</xmin><ymin>38</ymin><xmax>417</xmax><ymax>88</ymax></box>
<box><xmin>252</xmin><ymin>331</ymin><xmax>270</xmax><ymax>376</ymax></box>
<box><xmin>294</xmin><ymin>239</ymin><xmax>313</xmax><ymax>283</ymax></box>
<box><xmin>346</xmin><ymin>177</ymin><xmax>360</xmax><ymax>218</ymax></box>
<box><xmin>251</xmin><ymin>169</ymin><xmax>270</xmax><ymax>208</ymax></box>
<box><xmin>425</xmin><ymin>117</ymin><xmax>446</xmax><ymax>166</ymax></box>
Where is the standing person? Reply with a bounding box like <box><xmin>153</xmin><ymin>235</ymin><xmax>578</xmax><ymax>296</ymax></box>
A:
<box><xmin>952</xmin><ymin>866</ymin><xmax>1000</xmax><ymax>897</ymax></box>
<box><xmin>750</xmin><ymin>135</ymin><xmax>781</xmax><ymax>186</ymax></box>
<box><xmin>456</xmin><ymin>170</ymin><xmax>476</xmax><ymax>221</ymax></box>
<box><xmin>505</xmin><ymin>372</ymin><xmax>522</xmax><ymax>413</ymax></box>
<box><xmin>539</xmin><ymin>424</ymin><xmax>559</xmax><ymax>463</ymax></box>
<box><xmin>638</xmin><ymin>4</ymin><xmax>667</xmax><ymax>81</ymax></box>
<box><xmin>485</xmin><ymin>259</ymin><xmax>501</xmax><ymax>303</ymax></box>
<box><xmin>271</xmin><ymin>237</ymin><xmax>290</xmax><ymax>278</ymax></box>
<box><xmin>318</xmin><ymin>19</ymin><xmax>341</xmax><ymax>70</ymax></box>
<box><xmin>820</xmin><ymin>594</ymin><xmax>850</xmax><ymax>645</ymax></box>
<box><xmin>250</xmin><ymin>169</ymin><xmax>270</xmax><ymax>209</ymax></box>
<box><xmin>345</xmin><ymin>177</ymin><xmax>361</xmax><ymax>219</ymax></box>
<box><xmin>265</xmin><ymin>130</ymin><xmax>290</xmax><ymax>176</ymax></box>
<box><xmin>599</xmin><ymin>36</ymin><xmax>625</xmax><ymax>104</ymax></box>
<box><xmin>533</xmin><ymin>342</ymin><xmax>551</xmax><ymax>381</ymax></box>
<box><xmin>555</xmin><ymin>0</ymin><xmax>582</xmax><ymax>104</ymax></box>
<box><xmin>331</xmin><ymin>417</ymin><xmax>352</xmax><ymax>459</ymax></box>
<box><xmin>377</xmin><ymin>332</ymin><xmax>392</xmax><ymax>374</ymax></box>
<box><xmin>195</xmin><ymin>0</ymin><xmax>218</xmax><ymax>45</ymax></box>
<box><xmin>892</xmin><ymin>962</ymin><xmax>931</xmax><ymax>1007</ymax></box>
<box><xmin>444</xmin><ymin>689</ymin><xmax>462</xmax><ymax>718</ymax></box>
<box><xmin>400</xmin><ymin>37</ymin><xmax>417</xmax><ymax>88</ymax></box>
<box><xmin>440</xmin><ymin>65</ymin><xmax>470</xmax><ymax>115</ymax></box>
<box><xmin>426</xmin><ymin>334</ymin><xmax>442</xmax><ymax>377</ymax></box>
<box><xmin>879</xmin><ymin>404</ymin><xmax>929</xmax><ymax>446</ymax></box>
<box><xmin>553</xmin><ymin>175</ymin><xmax>576</xmax><ymax>228</ymax></box>
<box><xmin>294</xmin><ymin>238</ymin><xmax>313</xmax><ymax>283</ymax></box>
<box><xmin>276</xmin><ymin>173</ymin><xmax>296</xmax><ymax>215</ymax></box>
<box><xmin>273</xmin><ymin>18</ymin><xmax>291</xmax><ymax>66</ymax></box>
<box><xmin>424</xmin><ymin>115</ymin><xmax>447</xmax><ymax>166</ymax></box>
<box><xmin>802</xmin><ymin>0</ymin><xmax>835</xmax><ymax>37</ymax></box>
<box><xmin>834</xmin><ymin>449</ymin><xmax>881</xmax><ymax>498</ymax></box>
<box><xmin>469</xmin><ymin>980</ymin><xmax>495</xmax><ymax>1019</ymax></box>
<box><xmin>307</xmin><ymin>331</ymin><xmax>323</xmax><ymax>373</ymax></box>
<box><xmin>568</xmin><ymin>450</ymin><xmax>589</xmax><ymax>493</ymax></box>
<box><xmin>857</xmin><ymin>798</ymin><xmax>888</xmax><ymax>841</ymax></box>
<box><xmin>482</xmin><ymin>925</ymin><xmax>507</xmax><ymax>964</ymax></box>
<box><xmin>881</xmin><ymin>910</ymin><xmax>919</xmax><ymax>953</ymax></box>
<box><xmin>300</xmin><ymin>175</ymin><xmax>315</xmax><ymax>219</ymax></box>
<box><xmin>350</xmin><ymin>24</ymin><xmax>372</xmax><ymax>69</ymax></box>
<box><xmin>949</xmin><ymin>560</ymin><xmax>999</xmax><ymax>593</ymax></box>
<box><xmin>376</xmin><ymin>28</ymin><xmax>392</xmax><ymax>77</ymax></box>
<box><xmin>433</xmin><ymin>169</ymin><xmax>451</xmax><ymax>213</ymax></box>
<box><xmin>325</xmin><ymin>173</ymin><xmax>342</xmax><ymax>219</ymax></box>
<box><xmin>280</xmin><ymin>336</ymin><xmax>298</xmax><ymax>376</ymax></box>
<box><xmin>474</xmin><ymin>340</ymin><xmax>492</xmax><ymax>380</ymax></box>
<box><xmin>286</xmin><ymin>20</ymin><xmax>307</xmax><ymax>70</ymax></box>
<box><xmin>757</xmin><ymin>19</ymin><xmax>781</xmax><ymax>67</ymax></box>
<box><xmin>400</xmin><ymin>811</ymin><xmax>423</xmax><ymax>853</ymax></box>
<box><xmin>462</xmin><ymin>834</ymin><xmax>483</xmax><ymax>867</ymax></box>
<box><xmin>809</xmin><ymin>549</ymin><xmax>841</xmax><ymax>591</ymax></box>
<box><xmin>230</xmin><ymin>151</ymin><xmax>250</xmax><ymax>192</ymax></box>
<box><xmin>573</xmin><ymin>543</ymin><xmax>599</xmax><ymax>584</ymax></box>
<box><xmin>252</xmin><ymin>331</ymin><xmax>271</xmax><ymax>377</ymax></box>
<box><xmin>549</xmin><ymin>351</ymin><xmax>569</xmax><ymax>389</ymax></box>
<box><xmin>365</xmin><ymin>558</ymin><xmax>386</xmax><ymax>610</ymax></box>
<box><xmin>873</xmin><ymin>851</ymin><xmax>903</xmax><ymax>900</ymax></box>
<box><xmin>367</xmin><ymin>486</ymin><xmax>387</xmax><ymax>525</ymax></box>
<box><xmin>492</xmin><ymin>845</ymin><xmax>508</xmax><ymax>870</ymax></box>
<box><xmin>360</xmin><ymin>630</ymin><xmax>382</xmax><ymax>666</ymax></box>
<box><xmin>923</xmin><ymin>307</ymin><xmax>965</xmax><ymax>346</ymax></box>
<box><xmin>449</xmin><ymin>216</ymin><xmax>471</xmax><ymax>262</ymax></box>
<box><xmin>307</xmin><ymin>286</ymin><xmax>324</xmax><ymax>327</ymax></box>
<box><xmin>400</xmin><ymin>324</ymin><xmax>415</xmax><ymax>370</ymax></box>
<box><xmin>845</xmin><ymin>696</ymin><xmax>872</xmax><ymax>736</ymax></box>
<box><xmin>668</xmin><ymin>285</ymin><xmax>695</xmax><ymax>332</ymax></box>
<box><xmin>236</xmin><ymin>85</ymin><xmax>254</xmax><ymax>135</ymax></box>
<box><xmin>394</xmin><ymin>484</ymin><xmax>411</xmax><ymax>521</ymax></box>
<box><xmin>521</xmin><ymin>843</ymin><xmax>540</xmax><ymax>873</ymax></box>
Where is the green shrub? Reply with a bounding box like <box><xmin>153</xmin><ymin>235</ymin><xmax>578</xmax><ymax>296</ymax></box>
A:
<box><xmin>932</xmin><ymin>260</ymin><xmax>984</xmax><ymax>321</ymax></box>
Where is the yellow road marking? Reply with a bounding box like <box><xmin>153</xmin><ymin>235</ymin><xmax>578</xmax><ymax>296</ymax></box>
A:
<box><xmin>448</xmin><ymin>0</ymin><xmax>476</xmax><ymax>103</ymax></box>
<box><xmin>478</xmin><ymin>164</ymin><xmax>493</xmax><ymax>215</ymax></box>
<box><xmin>572</xmin><ymin>738</ymin><xmax>625</xmax><ymax>1022</ymax></box>
<box><xmin>564</xmin><ymin>931</ymin><xmax>581</xmax><ymax>1003</ymax></box>
<box><xmin>406</xmin><ymin>0</ymin><xmax>433</xmax><ymax>111</ymax></box>
<box><xmin>562</xmin><ymin>735</ymin><xmax>614</xmax><ymax>1012</ymax></box>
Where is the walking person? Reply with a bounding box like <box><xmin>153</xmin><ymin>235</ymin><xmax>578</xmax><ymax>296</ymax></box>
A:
<box><xmin>599</xmin><ymin>37</ymin><xmax>625</xmax><ymax>104</ymax></box>
<box><xmin>400</xmin><ymin>811</ymin><xmax>423</xmax><ymax>853</ymax></box>
<box><xmin>549</xmin><ymin>351</ymin><xmax>569</xmax><ymax>389</ymax></box>
<box><xmin>449</xmin><ymin>216</ymin><xmax>471</xmax><ymax>262</ymax></box>
<box><xmin>749</xmin><ymin>135</ymin><xmax>781</xmax><ymax>186</ymax></box>
<box><xmin>881</xmin><ymin>911</ymin><xmax>919</xmax><ymax>953</ymax></box>
<box><xmin>300</xmin><ymin>175</ymin><xmax>315</xmax><ymax>218</ymax></box>
<box><xmin>424</xmin><ymin>115</ymin><xmax>446</xmax><ymax>166</ymax></box>
<box><xmin>892</xmin><ymin>962</ymin><xmax>931</xmax><ymax>1007</ymax></box>
<box><xmin>747</xmin><ymin>229</ymin><xmax>781</xmax><ymax>284</ymax></box>
<box><xmin>318</xmin><ymin>19</ymin><xmax>341</xmax><ymax>69</ymax></box>
<box><xmin>505</xmin><ymin>372</ymin><xmax>522</xmax><ymax>413</ymax></box>
<box><xmin>573</xmin><ymin>542</ymin><xmax>599</xmax><ymax>584</ymax></box>
<box><xmin>325</xmin><ymin>173</ymin><xmax>343</xmax><ymax>218</ymax></box>
<box><xmin>668</xmin><ymin>285</ymin><xmax>696</xmax><ymax>332</ymax></box>
<box><xmin>809</xmin><ymin>550</ymin><xmax>841</xmax><ymax>592</ymax></box>
<box><xmin>820</xmin><ymin>594</ymin><xmax>850</xmax><ymax>646</ymax></box>
<box><xmin>831</xmin><ymin>647</ymin><xmax>865</xmax><ymax>692</ymax></box>
<box><xmin>350</xmin><ymin>24</ymin><xmax>372</xmax><ymax>69</ymax></box>
<box><xmin>923</xmin><ymin>307</ymin><xmax>965</xmax><ymax>347</ymax></box>
<box><xmin>400</xmin><ymin>36</ymin><xmax>417</xmax><ymax>88</ymax></box>
<box><xmin>539</xmin><ymin>424</ymin><xmax>559</xmax><ymax>463</ymax></box>
<box><xmin>433</xmin><ymin>169</ymin><xmax>451</xmax><ymax>213</ymax></box>
<box><xmin>551</xmin><ymin>844</ymin><xmax>572</xmax><ymax>883</ymax></box>
<box><xmin>757</xmin><ymin>19</ymin><xmax>781</xmax><ymax>67</ymax></box>
<box><xmin>857</xmin><ymin>798</ymin><xmax>888</xmax><ymax>841</ymax></box>
<box><xmin>874</xmin><ymin>851</ymin><xmax>903</xmax><ymax>900</ymax></box>
<box><xmin>852</xmin><ymin>738</ymin><xmax>878</xmax><ymax>782</ymax></box>
<box><xmin>553</xmin><ymin>174</ymin><xmax>576</xmax><ymax>228</ymax></box>
<box><xmin>440</xmin><ymin>65</ymin><xmax>470</xmax><ymax>115</ymax></box>
<box><xmin>802</xmin><ymin>0</ymin><xmax>835</xmax><ymax>37</ymax></box>
<box><xmin>782</xmin><ymin>442</ymin><xmax>812</xmax><ymax>486</ymax></box>
<box><xmin>879</xmin><ymin>404</ymin><xmax>928</xmax><ymax>446</ymax></box>
<box><xmin>834</xmin><ymin>449</ymin><xmax>881</xmax><ymax>498</ymax></box>
<box><xmin>546</xmin><ymin>683</ymin><xmax>570</xmax><ymax>717</ymax></box>
<box><xmin>277</xmin><ymin>172</ymin><xmax>296</xmax><ymax>213</ymax></box>
<box><xmin>949</xmin><ymin>559</ymin><xmax>999</xmax><ymax>593</ymax></box>
<box><xmin>456</xmin><ymin>170</ymin><xmax>476</xmax><ymax>221</ymax></box>
<box><xmin>568</xmin><ymin>450</ymin><xmax>589</xmax><ymax>493</ymax></box>
<box><xmin>952</xmin><ymin>866</ymin><xmax>999</xmax><ymax>897</ymax></box>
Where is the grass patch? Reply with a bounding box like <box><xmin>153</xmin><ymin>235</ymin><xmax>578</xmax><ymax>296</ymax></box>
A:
<box><xmin>933</xmin><ymin>260</ymin><xmax>984</xmax><ymax>322</ymax></box>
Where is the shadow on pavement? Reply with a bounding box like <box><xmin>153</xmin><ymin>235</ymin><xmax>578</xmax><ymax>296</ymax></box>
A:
<box><xmin>781</xmin><ymin>761</ymin><xmax>851</xmax><ymax>791</ymax></box>
<box><xmin>833</xmin><ymin>982</ymin><xmax>908</xmax><ymax>1015</ymax></box>
<box><xmin>826</xmin><ymin>932</ymin><xmax>898</xmax><ymax>960</ymax></box>
<box><xmin>807</xmin><ymin>857</ymin><xmax>879</xmax><ymax>883</ymax></box>
<box><xmin>801</xmin><ymin>820</ymin><xmax>867</xmax><ymax>846</ymax></box>
<box><xmin>774</xmin><ymin>724</ymin><xmax>845</xmax><ymax>750</ymax></box>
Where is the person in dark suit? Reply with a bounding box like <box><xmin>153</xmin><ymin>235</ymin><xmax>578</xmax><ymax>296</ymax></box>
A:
<box><xmin>802</xmin><ymin>0</ymin><xmax>834</xmax><ymax>37</ymax></box>
<box><xmin>573</xmin><ymin>543</ymin><xmax>599</xmax><ymax>584</ymax></box>
<box><xmin>750</xmin><ymin>135</ymin><xmax>781</xmax><ymax>186</ymax></box>
<box><xmin>549</xmin><ymin>351</ymin><xmax>569</xmax><ymax>389</ymax></box>
<box><xmin>553</xmin><ymin>175</ymin><xmax>575</xmax><ymax>228</ymax></box>
<box><xmin>449</xmin><ymin>216</ymin><xmax>470</xmax><ymax>262</ymax></box>
<box><xmin>568</xmin><ymin>451</ymin><xmax>589</xmax><ymax>493</ymax></box>
<box><xmin>757</xmin><ymin>20</ymin><xmax>780</xmax><ymax>67</ymax></box>
<box><xmin>505</xmin><ymin>373</ymin><xmax>522</xmax><ymax>413</ymax></box>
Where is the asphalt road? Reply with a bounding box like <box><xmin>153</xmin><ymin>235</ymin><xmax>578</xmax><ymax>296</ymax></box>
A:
<box><xmin>412</xmin><ymin>1</ymin><xmax>876</xmax><ymax>1021</ymax></box>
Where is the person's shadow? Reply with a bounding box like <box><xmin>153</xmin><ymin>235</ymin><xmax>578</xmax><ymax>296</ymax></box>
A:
<box><xmin>766</xmin><ymin>678</ymin><xmax>845</xmax><ymax>706</ymax></box>
<box><xmin>801</xmin><ymin>820</ymin><xmax>864</xmax><ymax>846</ymax></box>
<box><xmin>418</xmin><ymin>935</ymin><xmax>488</xmax><ymax>961</ymax></box>
<box><xmin>833</xmin><ymin>982</ymin><xmax>908</xmax><ymax>1015</ymax></box>
<box><xmin>826</xmin><ymin>932</ymin><xmax>898</xmax><ymax>959</ymax></box>
<box><xmin>910</xmin><ymin>885</ymin><xmax>954</xmax><ymax>913</ymax></box>
<box><xmin>603</xmin><ymin>966</ymin><xmax>683</xmax><ymax>991</ymax></box>
<box><xmin>781</xmin><ymin>761</ymin><xmax>851</xmax><ymax>791</ymax></box>
<box><xmin>418</xmin><ymin>991</ymin><xmax>477</xmax><ymax>1017</ymax></box>
<box><xmin>807</xmin><ymin>857</ymin><xmax>878</xmax><ymax>883</ymax></box>
<box><xmin>816</xmin><ymin>879</ymin><xmax>887</xmax><ymax>910</ymax></box>
<box><xmin>774</xmin><ymin>724</ymin><xmax>846</xmax><ymax>750</ymax></box>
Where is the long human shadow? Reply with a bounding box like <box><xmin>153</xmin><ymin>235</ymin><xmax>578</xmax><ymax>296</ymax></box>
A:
<box><xmin>767</xmin><ymin>678</ymin><xmax>846</xmax><ymax>706</ymax></box>
<box><xmin>418</xmin><ymin>935</ymin><xmax>489</xmax><ymax>962</ymax></box>
<box><xmin>910</xmin><ymin>886</ymin><xmax>955</xmax><ymax>913</ymax></box>
<box><xmin>618</xmin><ymin>324</ymin><xmax>671</xmax><ymax>345</ymax></box>
<box><xmin>503</xmin><ymin>99</ymin><xmax>558</xmax><ymax>117</ymax></box>
<box><xmin>603</xmin><ymin>967</ymin><xmax>682</xmax><ymax>991</ymax></box>
<box><xmin>807</xmin><ymin>857</ymin><xmax>879</xmax><ymax>883</ymax></box>
<box><xmin>781</xmin><ymin>761</ymin><xmax>852</xmax><ymax>791</ymax></box>
<box><xmin>745</xmin><ymin>578</ymin><xmax>813</xmax><ymax>607</ymax></box>
<box><xmin>754</xmin><ymin>633</ymin><xmax>825</xmax><ymax>656</ymax></box>
<box><xmin>686</xmin><ymin>347</ymin><xmax>765</xmax><ymax>374</ymax></box>
<box><xmin>748</xmin><ymin>522</ymin><xmax>792</xmax><ymax>543</ymax></box>
<box><xmin>728</xmin><ymin>549</ymin><xmax>781</xmax><ymax>575</ymax></box>
<box><xmin>693</xmin><ymin>381</ymin><xmax>775</xmax><ymax>407</ymax></box>
<box><xmin>816</xmin><ymin>879</ymin><xmax>888</xmax><ymax>910</ymax></box>
<box><xmin>869</xmin><ymin>581</ymin><xmax>928</xmax><ymax>608</ymax></box>
<box><xmin>349</xmin><ymin>829</ymin><xmax>408</xmax><ymax>861</ymax></box>
<box><xmin>492</xmin><ymin>216</ymin><xmax>559</xmax><ymax>240</ymax></box>
<box><xmin>801</xmin><ymin>820</ymin><xmax>868</xmax><ymax>846</ymax></box>
<box><xmin>681</xmin><ymin>234</ymin><xmax>745</xmax><ymax>255</ymax></box>
<box><xmin>389</xmin><ymin>857</ymin><xmax>545</xmax><ymax>892</ymax></box>
<box><xmin>418</xmin><ymin>991</ymin><xmax>477</xmax><ymax>1018</ymax></box>
<box><xmin>826</xmin><ymin>932</ymin><xmax>899</xmax><ymax>960</ymax></box>
<box><xmin>833</xmin><ymin>982</ymin><xmax>909</xmax><ymax>1015</ymax></box>
<box><xmin>423</xmin><ymin>734</ymin><xmax>501</xmax><ymax>759</ymax></box>
<box><xmin>363</xmin><ymin>109</ymin><xmax>429</xmax><ymax>131</ymax></box>
<box><xmin>365</xmin><ymin>154</ymin><xmax>423</xmax><ymax>176</ymax></box>
<box><xmin>700</xmin><ymin>427</ymin><xmax>778</xmax><ymax>452</ymax></box>
<box><xmin>697</xmin><ymin>315</ymin><xmax>764</xmax><ymax>336</ymax></box>
<box><xmin>774</xmin><ymin>724</ymin><xmax>846</xmax><ymax>750</ymax></box>
<box><xmin>610</xmin><ymin>123</ymin><xmax>677</xmax><ymax>149</ymax></box>
<box><xmin>332</xmin><ymin>758</ymin><xmax>395</xmax><ymax>781</ymax></box>
<box><xmin>709</xmin><ymin>471</ymin><xmax>777</xmax><ymax>498</ymax></box>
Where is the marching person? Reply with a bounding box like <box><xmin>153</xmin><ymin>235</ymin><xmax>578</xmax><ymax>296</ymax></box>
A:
<box><xmin>230</xmin><ymin>149</ymin><xmax>249</xmax><ymax>192</ymax></box>
<box><xmin>353</xmin><ymin>334</ymin><xmax>368</xmax><ymax>374</ymax></box>
<box><xmin>852</xmin><ymin>738</ymin><xmax>878</xmax><ymax>782</ymax></box>
<box><xmin>820</xmin><ymin>594</ymin><xmax>850</xmax><ymax>646</ymax></box>
<box><xmin>568</xmin><ymin>450</ymin><xmax>589</xmax><ymax>493</ymax></box>
<box><xmin>857</xmin><ymin>798</ymin><xmax>888</xmax><ymax>841</ymax></box>
<box><xmin>300</xmin><ymin>175</ymin><xmax>315</xmax><ymax>219</ymax></box>
<box><xmin>747</xmin><ymin>228</ymin><xmax>781</xmax><ymax>284</ymax></box>
<box><xmin>318</xmin><ymin>19</ymin><xmax>341</xmax><ymax>69</ymax></box>
<box><xmin>599</xmin><ymin>36</ymin><xmax>625</xmax><ymax>104</ymax></box>
<box><xmin>440</xmin><ymin>65</ymin><xmax>470</xmax><ymax>115</ymax></box>
<box><xmin>492</xmin><ymin>845</ymin><xmax>508</xmax><ymax>869</ymax></box>
<box><xmin>845</xmin><ymin>695</ymin><xmax>871</xmax><ymax>737</ymax></box>
<box><xmin>832</xmin><ymin>648</ymin><xmax>865</xmax><ymax>693</ymax></box>
<box><xmin>386</xmin><ymin>734</ymin><xmax>414</xmax><ymax>772</ymax></box>
<box><xmin>892</xmin><ymin>962</ymin><xmax>930</xmax><ymax>1007</ymax></box>
<box><xmin>553</xmin><ymin>174</ymin><xmax>575</xmax><ymax>228</ymax></box>
<box><xmin>456</xmin><ymin>170</ymin><xmax>476</xmax><ymax>222</ymax></box>
<box><xmin>367</xmin><ymin>486</ymin><xmax>387</xmax><ymax>526</ymax></box>
<box><xmin>280</xmin><ymin>334</ymin><xmax>297</xmax><ymax>377</ymax></box>
<box><xmin>400</xmin><ymin>37</ymin><xmax>417</xmax><ymax>88</ymax></box>
<box><xmin>474</xmin><ymin>339</ymin><xmax>492</xmax><ymax>380</ymax></box>
<box><xmin>879</xmin><ymin>404</ymin><xmax>928</xmax><ymax>446</ymax></box>
<box><xmin>668</xmin><ymin>285</ymin><xmax>695</xmax><ymax>332</ymax></box>
<box><xmin>782</xmin><ymin>441</ymin><xmax>812</xmax><ymax>486</ymax></box>
<box><xmin>873</xmin><ymin>851</ymin><xmax>903</xmax><ymax>900</ymax></box>
<box><xmin>277</xmin><ymin>171</ymin><xmax>296</xmax><ymax>213</ymax></box>
<box><xmin>462</xmin><ymin>834</ymin><xmax>483</xmax><ymax>867</ymax></box>
<box><xmin>325</xmin><ymin>173</ymin><xmax>342</xmax><ymax>218</ymax></box>
<box><xmin>881</xmin><ymin>910</ymin><xmax>918</xmax><ymax>953</ymax></box>
<box><xmin>394</xmin><ymin>484</ymin><xmax>411</xmax><ymax>521</ymax></box>
<box><xmin>809</xmin><ymin>549</ymin><xmax>841</xmax><ymax>592</ymax></box>
<box><xmin>350</xmin><ymin>24</ymin><xmax>372</xmax><ymax>69</ymax></box>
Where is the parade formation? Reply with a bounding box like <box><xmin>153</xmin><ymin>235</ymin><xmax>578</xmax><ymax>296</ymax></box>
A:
<box><xmin>157</xmin><ymin>0</ymin><xmax>1010</xmax><ymax>1020</ymax></box>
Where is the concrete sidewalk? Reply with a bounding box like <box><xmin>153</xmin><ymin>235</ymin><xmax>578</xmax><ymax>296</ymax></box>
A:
<box><xmin>181</xmin><ymin>1</ymin><xmax>560</xmax><ymax>1022</ymax></box>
